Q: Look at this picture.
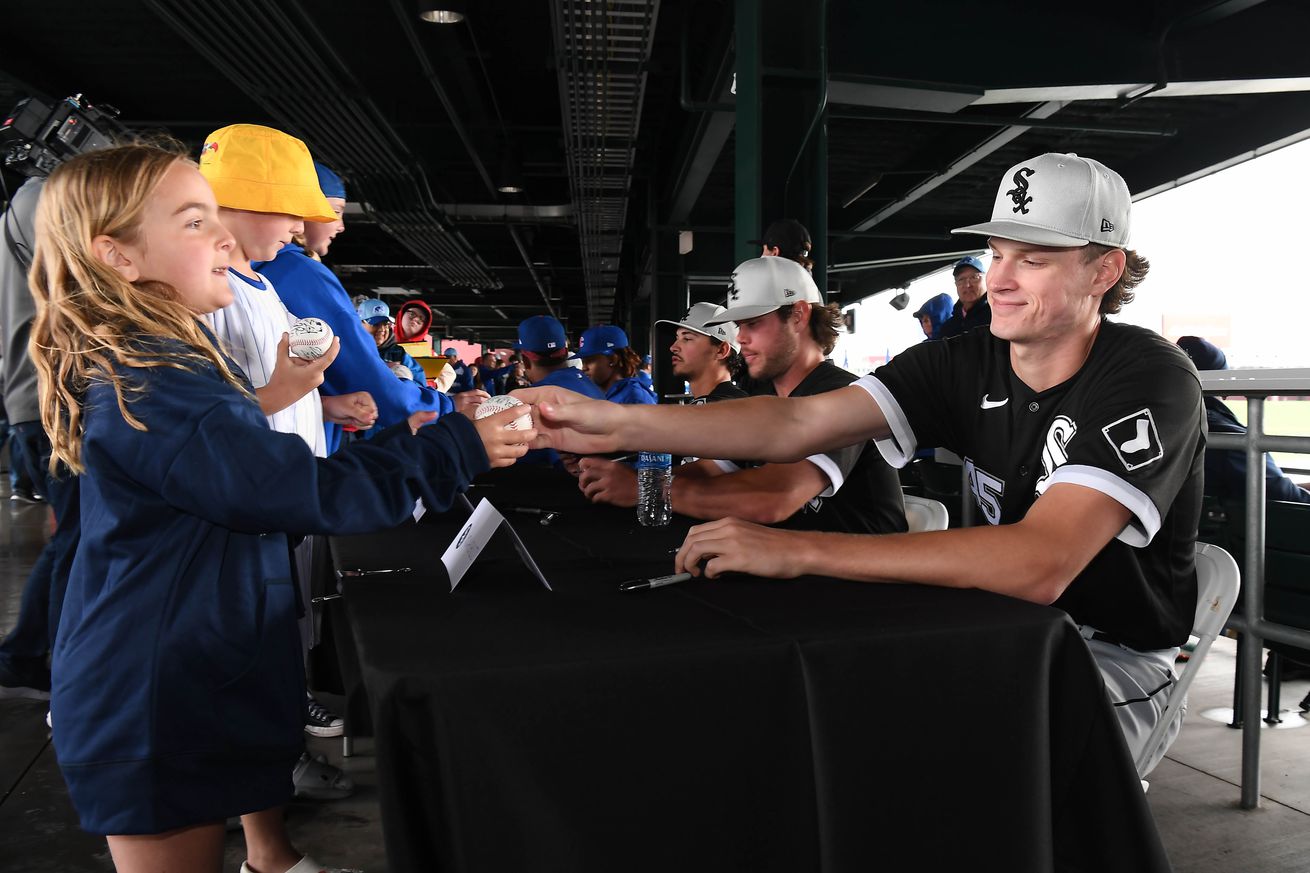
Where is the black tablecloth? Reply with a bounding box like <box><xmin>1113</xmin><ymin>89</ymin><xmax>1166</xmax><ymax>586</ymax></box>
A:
<box><xmin>336</xmin><ymin>467</ymin><xmax>1172</xmax><ymax>873</ymax></box>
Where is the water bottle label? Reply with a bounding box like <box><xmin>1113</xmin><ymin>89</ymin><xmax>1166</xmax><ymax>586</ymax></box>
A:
<box><xmin>636</xmin><ymin>452</ymin><xmax>672</xmax><ymax>470</ymax></box>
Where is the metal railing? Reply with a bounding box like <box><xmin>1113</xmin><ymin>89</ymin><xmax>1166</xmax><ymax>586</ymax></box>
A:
<box><xmin>1198</xmin><ymin>367</ymin><xmax>1310</xmax><ymax>809</ymax></box>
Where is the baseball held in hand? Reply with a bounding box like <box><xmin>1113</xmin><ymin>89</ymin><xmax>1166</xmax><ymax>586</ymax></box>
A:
<box><xmin>288</xmin><ymin>317</ymin><xmax>334</xmax><ymax>360</ymax></box>
<box><xmin>475</xmin><ymin>395</ymin><xmax>533</xmax><ymax>433</ymax></box>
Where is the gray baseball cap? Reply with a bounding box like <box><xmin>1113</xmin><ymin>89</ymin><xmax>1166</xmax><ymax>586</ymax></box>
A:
<box><xmin>656</xmin><ymin>302</ymin><xmax>740</xmax><ymax>352</ymax></box>
<box><xmin>707</xmin><ymin>257</ymin><xmax>824</xmax><ymax>325</ymax></box>
<box><xmin>953</xmin><ymin>153</ymin><xmax>1131</xmax><ymax>248</ymax></box>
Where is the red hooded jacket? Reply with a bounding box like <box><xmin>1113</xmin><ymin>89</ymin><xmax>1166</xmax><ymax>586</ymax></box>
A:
<box><xmin>395</xmin><ymin>300</ymin><xmax>433</xmax><ymax>344</ymax></box>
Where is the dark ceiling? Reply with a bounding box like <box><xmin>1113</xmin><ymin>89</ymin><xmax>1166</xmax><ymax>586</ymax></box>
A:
<box><xmin>4</xmin><ymin>0</ymin><xmax>1310</xmax><ymax>347</ymax></box>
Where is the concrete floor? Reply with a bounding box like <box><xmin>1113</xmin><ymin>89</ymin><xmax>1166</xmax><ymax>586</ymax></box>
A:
<box><xmin>3</xmin><ymin>483</ymin><xmax>1309</xmax><ymax>872</ymax></box>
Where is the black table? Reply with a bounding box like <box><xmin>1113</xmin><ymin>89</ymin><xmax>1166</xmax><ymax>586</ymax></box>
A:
<box><xmin>335</xmin><ymin>467</ymin><xmax>1172</xmax><ymax>873</ymax></box>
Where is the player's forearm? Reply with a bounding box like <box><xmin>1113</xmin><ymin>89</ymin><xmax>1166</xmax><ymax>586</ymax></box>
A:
<box><xmin>672</xmin><ymin>473</ymin><xmax>810</xmax><ymax>524</ymax></box>
<box><xmin>615</xmin><ymin>391</ymin><xmax>883</xmax><ymax>463</ymax></box>
<box><xmin>793</xmin><ymin>524</ymin><xmax>1082</xmax><ymax>605</ymax></box>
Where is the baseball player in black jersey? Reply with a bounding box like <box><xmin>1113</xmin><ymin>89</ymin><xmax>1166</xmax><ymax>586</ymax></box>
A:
<box><xmin>516</xmin><ymin>153</ymin><xmax>1204</xmax><ymax>775</ymax></box>
<box><xmin>578</xmin><ymin>264</ymin><xmax>906</xmax><ymax>536</ymax></box>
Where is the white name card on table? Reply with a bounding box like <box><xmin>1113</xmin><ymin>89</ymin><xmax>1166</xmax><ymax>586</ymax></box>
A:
<box><xmin>442</xmin><ymin>495</ymin><xmax>554</xmax><ymax>593</ymax></box>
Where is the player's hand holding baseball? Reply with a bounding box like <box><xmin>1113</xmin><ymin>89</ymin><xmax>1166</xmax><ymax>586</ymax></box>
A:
<box><xmin>321</xmin><ymin>391</ymin><xmax>378</xmax><ymax>429</ymax></box>
<box><xmin>675</xmin><ymin>517</ymin><xmax>809</xmax><ymax>580</ymax></box>
<box><xmin>510</xmin><ymin>386</ymin><xmax>624</xmax><ymax>455</ymax></box>
<box><xmin>258</xmin><ymin>333</ymin><xmax>341</xmax><ymax>415</ymax></box>
<box><xmin>578</xmin><ymin>457</ymin><xmax>638</xmax><ymax>507</ymax></box>
<box><xmin>473</xmin><ymin>404</ymin><xmax>537</xmax><ymax>468</ymax></box>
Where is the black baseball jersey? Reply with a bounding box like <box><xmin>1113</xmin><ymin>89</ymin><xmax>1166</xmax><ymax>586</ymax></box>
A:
<box><xmin>858</xmin><ymin>321</ymin><xmax>1203</xmax><ymax>650</ymax></box>
<box><xmin>722</xmin><ymin>360</ymin><xmax>907</xmax><ymax>536</ymax></box>
<box><xmin>693</xmin><ymin>380</ymin><xmax>750</xmax><ymax>404</ymax></box>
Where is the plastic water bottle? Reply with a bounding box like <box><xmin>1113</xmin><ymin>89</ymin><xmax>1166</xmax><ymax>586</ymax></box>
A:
<box><xmin>636</xmin><ymin>452</ymin><xmax>673</xmax><ymax>527</ymax></box>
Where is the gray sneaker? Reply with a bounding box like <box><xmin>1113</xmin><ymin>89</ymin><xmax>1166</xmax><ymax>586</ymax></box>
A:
<box><xmin>292</xmin><ymin>752</ymin><xmax>354</xmax><ymax>800</ymax></box>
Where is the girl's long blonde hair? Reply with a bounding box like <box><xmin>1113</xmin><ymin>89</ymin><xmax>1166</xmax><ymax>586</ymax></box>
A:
<box><xmin>29</xmin><ymin>143</ymin><xmax>250</xmax><ymax>474</ymax></box>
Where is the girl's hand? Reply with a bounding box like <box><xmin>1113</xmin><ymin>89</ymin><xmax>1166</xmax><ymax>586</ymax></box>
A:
<box><xmin>473</xmin><ymin>404</ymin><xmax>537</xmax><ymax>468</ymax></box>
<box><xmin>258</xmin><ymin>334</ymin><xmax>340</xmax><ymax>415</ymax></box>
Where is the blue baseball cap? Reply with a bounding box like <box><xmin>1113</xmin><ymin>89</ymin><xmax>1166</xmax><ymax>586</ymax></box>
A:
<box><xmin>357</xmin><ymin>298</ymin><xmax>390</xmax><ymax>324</ymax></box>
<box><xmin>952</xmin><ymin>255</ymin><xmax>985</xmax><ymax>277</ymax></box>
<box><xmin>315</xmin><ymin>161</ymin><xmax>346</xmax><ymax>200</ymax></box>
<box><xmin>443</xmin><ymin>347</ymin><xmax>459</xmax><ymax>357</ymax></box>
<box><xmin>516</xmin><ymin>315</ymin><xmax>569</xmax><ymax>354</ymax></box>
<box><xmin>642</xmin><ymin>354</ymin><xmax>652</xmax><ymax>364</ymax></box>
<box><xmin>571</xmin><ymin>325</ymin><xmax>629</xmax><ymax>359</ymax></box>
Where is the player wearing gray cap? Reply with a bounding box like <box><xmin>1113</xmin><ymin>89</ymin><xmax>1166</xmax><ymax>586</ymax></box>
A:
<box><xmin>519</xmin><ymin>153</ymin><xmax>1199</xmax><ymax>776</ymax></box>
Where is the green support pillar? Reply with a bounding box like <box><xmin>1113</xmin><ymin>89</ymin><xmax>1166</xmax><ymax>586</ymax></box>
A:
<box><xmin>734</xmin><ymin>0</ymin><xmax>829</xmax><ymax>295</ymax></box>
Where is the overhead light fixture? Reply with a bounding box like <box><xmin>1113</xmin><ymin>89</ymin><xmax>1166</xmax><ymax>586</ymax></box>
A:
<box><xmin>418</xmin><ymin>0</ymin><xmax>466</xmax><ymax>24</ymax></box>
<box><xmin>497</xmin><ymin>144</ymin><xmax>524</xmax><ymax>194</ymax></box>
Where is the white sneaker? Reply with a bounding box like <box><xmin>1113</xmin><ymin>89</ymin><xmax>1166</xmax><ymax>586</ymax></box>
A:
<box><xmin>239</xmin><ymin>855</ymin><xmax>363</xmax><ymax>873</ymax></box>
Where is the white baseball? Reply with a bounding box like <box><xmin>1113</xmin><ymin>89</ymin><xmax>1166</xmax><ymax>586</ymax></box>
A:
<box><xmin>288</xmin><ymin>317</ymin><xmax>334</xmax><ymax>360</ymax></box>
<box><xmin>474</xmin><ymin>394</ymin><xmax>532</xmax><ymax>432</ymax></box>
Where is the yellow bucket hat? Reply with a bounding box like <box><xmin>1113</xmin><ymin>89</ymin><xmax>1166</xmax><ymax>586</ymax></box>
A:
<box><xmin>198</xmin><ymin>124</ymin><xmax>338</xmax><ymax>222</ymax></box>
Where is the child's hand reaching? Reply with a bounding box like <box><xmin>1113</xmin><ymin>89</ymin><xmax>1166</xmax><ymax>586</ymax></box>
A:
<box><xmin>472</xmin><ymin>404</ymin><xmax>537</xmax><ymax>468</ymax></box>
<box><xmin>257</xmin><ymin>334</ymin><xmax>340</xmax><ymax>415</ymax></box>
<box><xmin>321</xmin><ymin>391</ymin><xmax>378</xmax><ymax>429</ymax></box>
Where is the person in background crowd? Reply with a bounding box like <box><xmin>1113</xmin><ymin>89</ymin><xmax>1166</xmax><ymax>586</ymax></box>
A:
<box><xmin>752</xmin><ymin>218</ymin><xmax>814</xmax><ymax>273</ymax></box>
<box><xmin>445</xmin><ymin>348</ymin><xmax>476</xmax><ymax>393</ymax></box>
<box><xmin>574</xmin><ymin>325</ymin><xmax>657</xmax><ymax>405</ymax></box>
<box><xmin>516</xmin><ymin>315</ymin><xmax>603</xmax><ymax>468</ymax></box>
<box><xmin>394</xmin><ymin>299</ymin><xmax>433</xmax><ymax>348</ymax></box>
<box><xmin>0</xmin><ymin>173</ymin><xmax>81</xmax><ymax>701</ymax></box>
<box><xmin>938</xmin><ymin>255</ymin><xmax>991</xmax><ymax>339</ymax></box>
<box><xmin>1177</xmin><ymin>335</ymin><xmax>1309</xmax><ymax>503</ymax></box>
<box><xmin>912</xmin><ymin>292</ymin><xmax>954</xmax><ymax>341</ymax></box>
<box><xmin>359</xmin><ymin>300</ymin><xmax>425</xmax><ymax>386</ymax></box>
<box><xmin>636</xmin><ymin>353</ymin><xmax>653</xmax><ymax>390</ymax></box>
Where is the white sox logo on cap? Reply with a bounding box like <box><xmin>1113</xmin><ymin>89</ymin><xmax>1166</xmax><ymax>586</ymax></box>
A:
<box><xmin>1005</xmin><ymin>167</ymin><xmax>1035</xmax><ymax>214</ymax></box>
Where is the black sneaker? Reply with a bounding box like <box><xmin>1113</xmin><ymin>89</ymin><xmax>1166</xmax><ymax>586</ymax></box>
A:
<box><xmin>9</xmin><ymin>488</ymin><xmax>42</xmax><ymax>505</ymax></box>
<box><xmin>305</xmin><ymin>692</ymin><xmax>344</xmax><ymax>737</ymax></box>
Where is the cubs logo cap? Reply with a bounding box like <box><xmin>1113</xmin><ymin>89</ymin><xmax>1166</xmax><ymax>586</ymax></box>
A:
<box><xmin>953</xmin><ymin>153</ymin><xmax>1131</xmax><ymax>248</ymax></box>
<box><xmin>199</xmin><ymin>124</ymin><xmax>339</xmax><ymax>223</ymax></box>
<box><xmin>708</xmin><ymin>257</ymin><xmax>824</xmax><ymax>325</ymax></box>
<box><xmin>655</xmin><ymin>302</ymin><xmax>740</xmax><ymax>352</ymax></box>
<box><xmin>516</xmin><ymin>315</ymin><xmax>569</xmax><ymax>354</ymax></box>
<box><xmin>570</xmin><ymin>324</ymin><xmax>630</xmax><ymax>359</ymax></box>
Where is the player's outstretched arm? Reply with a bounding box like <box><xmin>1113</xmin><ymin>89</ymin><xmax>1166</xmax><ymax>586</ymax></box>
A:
<box><xmin>675</xmin><ymin>483</ymin><xmax>1131</xmax><ymax>605</ymax></box>
<box><xmin>513</xmin><ymin>384</ymin><xmax>890</xmax><ymax>463</ymax></box>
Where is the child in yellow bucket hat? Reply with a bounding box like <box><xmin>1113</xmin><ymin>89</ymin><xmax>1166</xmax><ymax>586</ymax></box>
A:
<box><xmin>199</xmin><ymin>123</ymin><xmax>376</xmax><ymax>456</ymax></box>
<box><xmin>199</xmin><ymin>125</ymin><xmax>378</xmax><ymax>873</ymax></box>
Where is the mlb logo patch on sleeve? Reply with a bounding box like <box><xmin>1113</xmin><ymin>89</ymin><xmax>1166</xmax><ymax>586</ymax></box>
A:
<box><xmin>1102</xmin><ymin>408</ymin><xmax>1163</xmax><ymax>471</ymax></box>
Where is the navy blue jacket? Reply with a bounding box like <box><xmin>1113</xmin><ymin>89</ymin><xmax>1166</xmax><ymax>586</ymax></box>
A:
<box><xmin>1204</xmin><ymin>400</ymin><xmax>1309</xmax><ymax>504</ymax></box>
<box><xmin>52</xmin><ymin>339</ymin><xmax>488</xmax><ymax>835</ymax></box>
<box><xmin>257</xmin><ymin>244</ymin><xmax>451</xmax><ymax>452</ymax></box>
<box><xmin>605</xmin><ymin>376</ymin><xmax>657</xmax><ymax>405</ymax></box>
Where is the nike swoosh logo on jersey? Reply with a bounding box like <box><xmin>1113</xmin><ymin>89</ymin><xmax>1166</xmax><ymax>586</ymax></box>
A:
<box><xmin>980</xmin><ymin>394</ymin><xmax>1008</xmax><ymax>410</ymax></box>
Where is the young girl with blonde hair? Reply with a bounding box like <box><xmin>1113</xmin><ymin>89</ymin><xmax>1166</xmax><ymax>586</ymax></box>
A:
<box><xmin>30</xmin><ymin>142</ymin><xmax>533</xmax><ymax>873</ymax></box>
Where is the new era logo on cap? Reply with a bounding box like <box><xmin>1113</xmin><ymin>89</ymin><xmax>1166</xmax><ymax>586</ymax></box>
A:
<box><xmin>953</xmin><ymin>153</ymin><xmax>1131</xmax><ymax>249</ymax></box>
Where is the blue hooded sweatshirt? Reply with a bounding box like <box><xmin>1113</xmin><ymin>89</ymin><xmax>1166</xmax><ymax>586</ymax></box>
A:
<box><xmin>911</xmin><ymin>293</ymin><xmax>954</xmax><ymax>341</ymax></box>
<box><xmin>257</xmin><ymin>244</ymin><xmax>451</xmax><ymax>452</ymax></box>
